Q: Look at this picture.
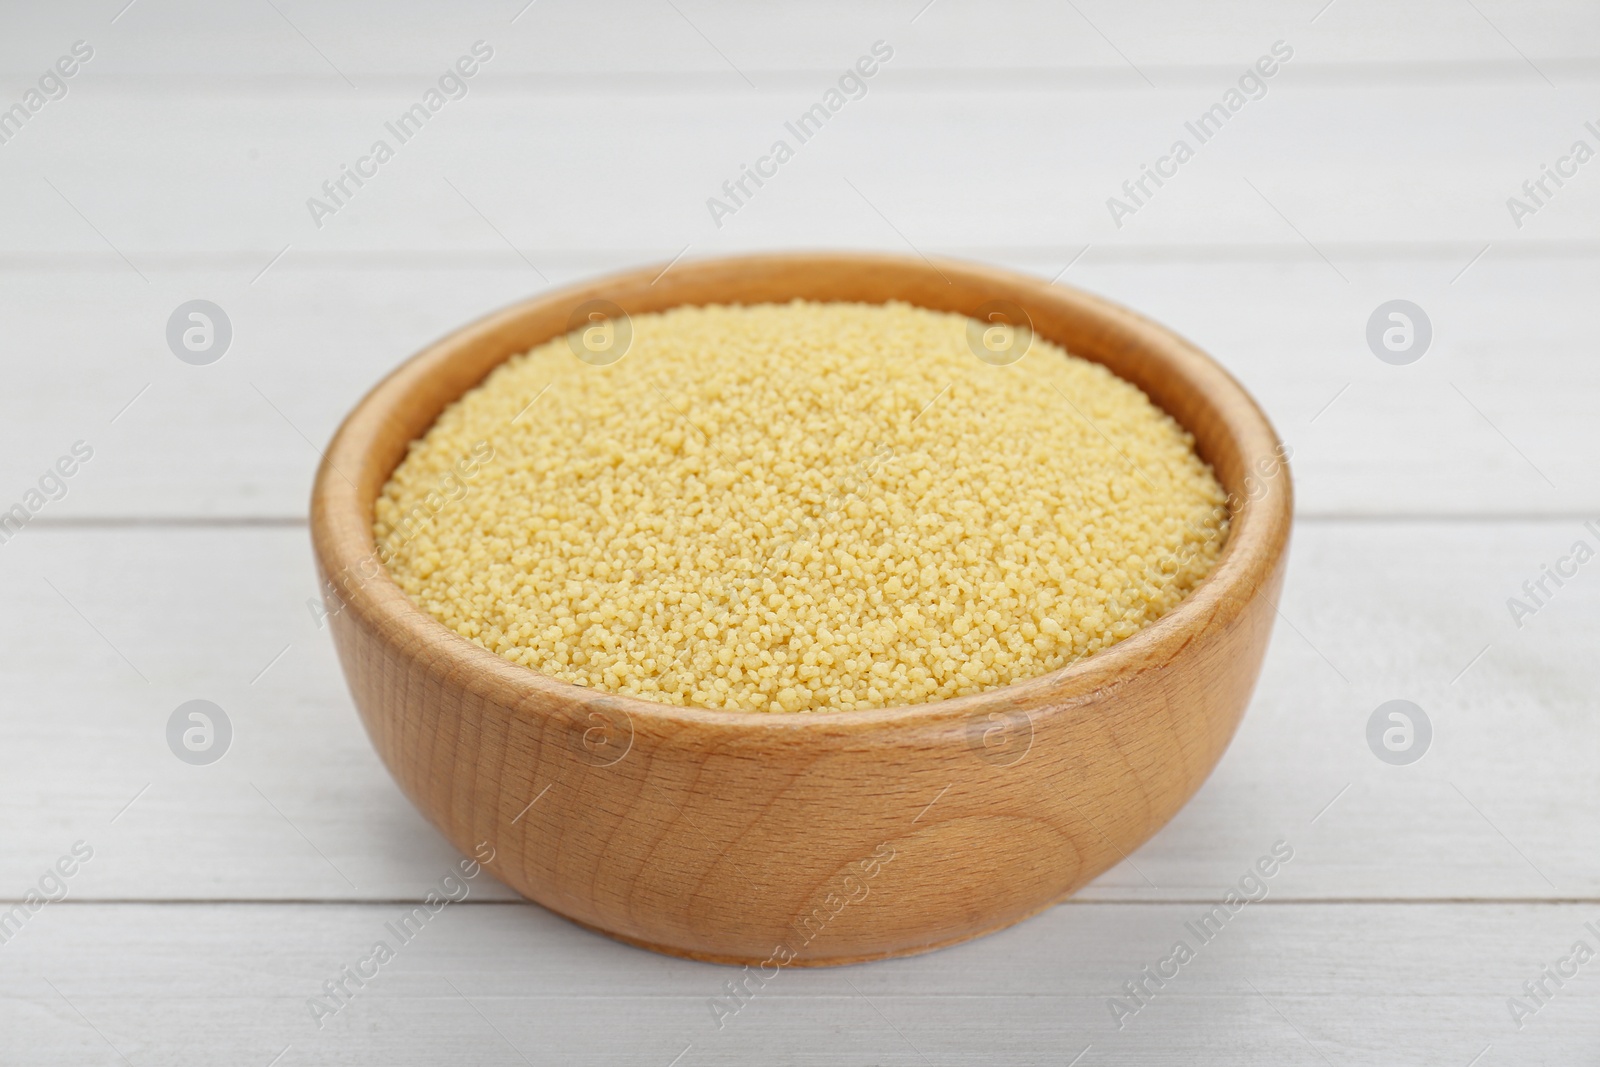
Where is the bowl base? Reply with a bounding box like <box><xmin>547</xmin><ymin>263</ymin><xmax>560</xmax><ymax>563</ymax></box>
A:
<box><xmin>557</xmin><ymin>896</ymin><xmax>1065</xmax><ymax>968</ymax></box>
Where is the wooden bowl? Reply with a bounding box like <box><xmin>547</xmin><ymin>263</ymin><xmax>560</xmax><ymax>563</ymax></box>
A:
<box><xmin>310</xmin><ymin>252</ymin><xmax>1292</xmax><ymax>966</ymax></box>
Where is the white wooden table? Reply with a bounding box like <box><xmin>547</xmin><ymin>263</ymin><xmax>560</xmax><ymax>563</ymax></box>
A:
<box><xmin>2</xmin><ymin>2</ymin><xmax>1597</xmax><ymax>1063</ymax></box>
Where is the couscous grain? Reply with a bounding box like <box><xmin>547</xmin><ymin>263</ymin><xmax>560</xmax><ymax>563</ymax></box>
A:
<box><xmin>375</xmin><ymin>301</ymin><xmax>1229</xmax><ymax>712</ymax></box>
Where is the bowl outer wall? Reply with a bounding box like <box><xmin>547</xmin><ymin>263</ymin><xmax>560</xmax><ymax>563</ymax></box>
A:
<box><xmin>309</xmin><ymin>252</ymin><xmax>1293</xmax><ymax>965</ymax></box>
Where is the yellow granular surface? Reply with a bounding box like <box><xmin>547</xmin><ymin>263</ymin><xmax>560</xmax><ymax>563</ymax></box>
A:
<box><xmin>376</xmin><ymin>301</ymin><xmax>1229</xmax><ymax>713</ymax></box>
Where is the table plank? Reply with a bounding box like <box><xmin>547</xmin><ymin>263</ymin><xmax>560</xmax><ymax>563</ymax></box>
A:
<box><xmin>2</xmin><ymin>83</ymin><xmax>1598</xmax><ymax>257</ymax></box>
<box><xmin>0</xmin><ymin>254</ymin><xmax>1588</xmax><ymax>520</ymax></box>
<box><xmin>4</xmin><ymin>0</ymin><xmax>1594</xmax><ymax>83</ymax></box>
<box><xmin>0</xmin><ymin>519</ymin><xmax>1592</xmax><ymax>903</ymax></box>
<box><xmin>0</xmin><ymin>900</ymin><xmax>1592</xmax><ymax>1065</ymax></box>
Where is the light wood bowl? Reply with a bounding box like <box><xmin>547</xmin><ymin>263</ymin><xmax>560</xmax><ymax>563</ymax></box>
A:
<box><xmin>310</xmin><ymin>252</ymin><xmax>1292</xmax><ymax>966</ymax></box>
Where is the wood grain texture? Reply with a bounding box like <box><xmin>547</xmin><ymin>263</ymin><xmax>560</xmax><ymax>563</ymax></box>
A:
<box><xmin>308</xmin><ymin>252</ymin><xmax>1293</xmax><ymax>964</ymax></box>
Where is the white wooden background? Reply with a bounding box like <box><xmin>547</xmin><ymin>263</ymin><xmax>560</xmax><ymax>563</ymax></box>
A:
<box><xmin>2</xmin><ymin>1</ymin><xmax>1598</xmax><ymax>1063</ymax></box>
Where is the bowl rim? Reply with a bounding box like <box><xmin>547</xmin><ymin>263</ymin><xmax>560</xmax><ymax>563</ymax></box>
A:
<box><xmin>310</xmin><ymin>251</ymin><xmax>1292</xmax><ymax>735</ymax></box>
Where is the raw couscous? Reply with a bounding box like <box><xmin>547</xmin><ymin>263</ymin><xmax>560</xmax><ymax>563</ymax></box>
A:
<box><xmin>375</xmin><ymin>301</ymin><xmax>1229</xmax><ymax>713</ymax></box>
